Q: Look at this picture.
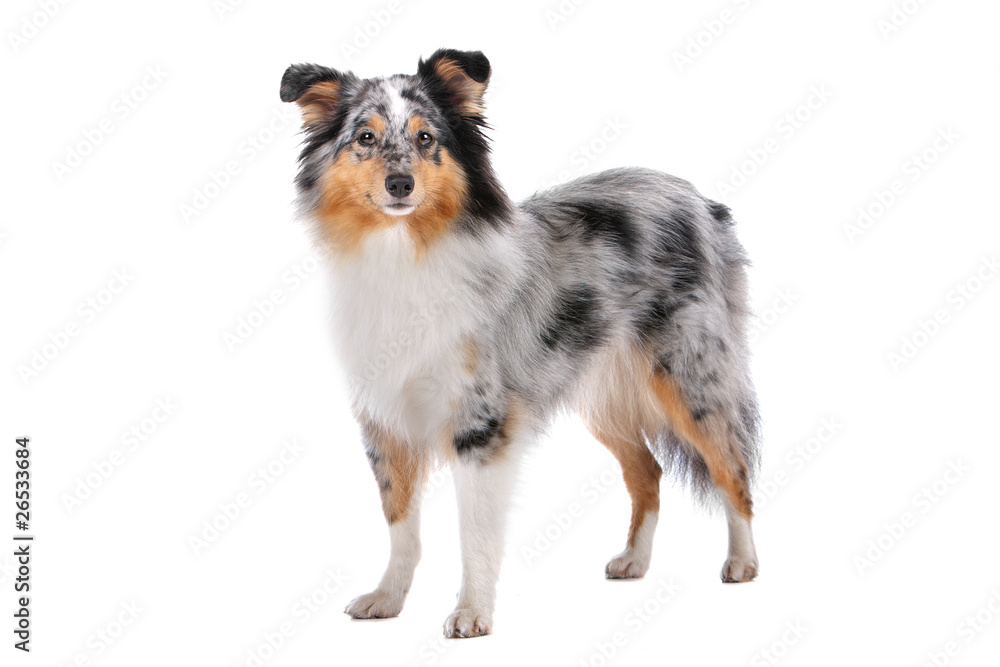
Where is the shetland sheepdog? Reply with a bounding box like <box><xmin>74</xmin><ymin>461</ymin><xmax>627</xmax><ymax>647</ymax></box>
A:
<box><xmin>281</xmin><ymin>48</ymin><xmax>761</xmax><ymax>638</ymax></box>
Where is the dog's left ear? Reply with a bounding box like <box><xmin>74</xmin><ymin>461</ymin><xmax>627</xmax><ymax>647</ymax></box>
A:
<box><xmin>417</xmin><ymin>49</ymin><xmax>490</xmax><ymax>117</ymax></box>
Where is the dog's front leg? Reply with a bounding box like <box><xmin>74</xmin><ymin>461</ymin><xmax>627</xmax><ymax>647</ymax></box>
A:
<box><xmin>444</xmin><ymin>422</ymin><xmax>526</xmax><ymax>638</ymax></box>
<box><xmin>345</xmin><ymin>420</ymin><xmax>427</xmax><ymax>619</ymax></box>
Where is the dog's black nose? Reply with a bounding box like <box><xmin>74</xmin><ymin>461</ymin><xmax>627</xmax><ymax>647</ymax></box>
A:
<box><xmin>385</xmin><ymin>174</ymin><xmax>414</xmax><ymax>198</ymax></box>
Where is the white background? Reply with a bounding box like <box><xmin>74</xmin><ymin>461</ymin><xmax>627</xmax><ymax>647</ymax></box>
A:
<box><xmin>3</xmin><ymin>0</ymin><xmax>999</xmax><ymax>665</ymax></box>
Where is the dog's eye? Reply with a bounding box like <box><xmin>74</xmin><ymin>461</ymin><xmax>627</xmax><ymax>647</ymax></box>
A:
<box><xmin>358</xmin><ymin>131</ymin><xmax>377</xmax><ymax>146</ymax></box>
<box><xmin>417</xmin><ymin>131</ymin><xmax>434</xmax><ymax>147</ymax></box>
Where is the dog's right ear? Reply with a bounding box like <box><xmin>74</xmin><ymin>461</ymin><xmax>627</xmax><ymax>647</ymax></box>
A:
<box><xmin>280</xmin><ymin>63</ymin><xmax>345</xmax><ymax>127</ymax></box>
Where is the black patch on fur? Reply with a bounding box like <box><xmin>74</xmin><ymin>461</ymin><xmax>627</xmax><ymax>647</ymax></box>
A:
<box><xmin>281</xmin><ymin>65</ymin><xmax>362</xmax><ymax>191</ymax></box>
<box><xmin>360</xmin><ymin>433</ymin><xmax>390</xmax><ymax>492</ymax></box>
<box><xmin>651</xmin><ymin>208</ymin><xmax>705</xmax><ymax>294</ymax></box>
<box><xmin>295</xmin><ymin>117</ymin><xmax>351</xmax><ymax>190</ymax></box>
<box><xmin>558</xmin><ymin>201</ymin><xmax>637</xmax><ymax>256</ymax></box>
<box><xmin>420</xmin><ymin>48</ymin><xmax>491</xmax><ymax>84</ymax></box>
<box><xmin>708</xmin><ymin>200</ymin><xmax>734</xmax><ymax>227</ymax></box>
<box><xmin>455</xmin><ymin>416</ymin><xmax>502</xmax><ymax>454</ymax></box>
<box><xmin>655</xmin><ymin>355</ymin><xmax>672</xmax><ymax>375</ymax></box>
<box><xmin>399</xmin><ymin>85</ymin><xmax>422</xmax><ymax>103</ymax></box>
<box><xmin>540</xmin><ymin>285</ymin><xmax>607</xmax><ymax>352</ymax></box>
<box><xmin>635</xmin><ymin>292</ymin><xmax>679</xmax><ymax>343</ymax></box>
<box><xmin>416</xmin><ymin>49</ymin><xmax>513</xmax><ymax>228</ymax></box>
<box><xmin>522</xmin><ymin>203</ymin><xmax>569</xmax><ymax>245</ymax></box>
<box><xmin>280</xmin><ymin>63</ymin><xmax>341</xmax><ymax>103</ymax></box>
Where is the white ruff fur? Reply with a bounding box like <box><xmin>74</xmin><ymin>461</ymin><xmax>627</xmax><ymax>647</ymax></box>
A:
<box><xmin>327</xmin><ymin>222</ymin><xmax>523</xmax><ymax>443</ymax></box>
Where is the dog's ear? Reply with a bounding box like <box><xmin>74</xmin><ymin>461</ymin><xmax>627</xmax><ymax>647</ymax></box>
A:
<box><xmin>280</xmin><ymin>63</ymin><xmax>346</xmax><ymax>127</ymax></box>
<box><xmin>417</xmin><ymin>49</ymin><xmax>491</xmax><ymax>117</ymax></box>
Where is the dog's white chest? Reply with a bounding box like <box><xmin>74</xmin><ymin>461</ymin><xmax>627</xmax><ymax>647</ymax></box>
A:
<box><xmin>327</xmin><ymin>225</ymin><xmax>480</xmax><ymax>440</ymax></box>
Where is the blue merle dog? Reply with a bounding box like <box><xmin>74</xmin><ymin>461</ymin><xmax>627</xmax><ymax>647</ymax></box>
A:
<box><xmin>280</xmin><ymin>48</ymin><xmax>761</xmax><ymax>638</ymax></box>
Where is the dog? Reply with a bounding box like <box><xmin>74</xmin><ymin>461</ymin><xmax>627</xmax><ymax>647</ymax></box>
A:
<box><xmin>280</xmin><ymin>48</ymin><xmax>761</xmax><ymax>638</ymax></box>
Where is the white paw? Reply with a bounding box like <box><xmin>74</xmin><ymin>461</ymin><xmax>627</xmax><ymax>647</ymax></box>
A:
<box><xmin>721</xmin><ymin>553</ymin><xmax>759</xmax><ymax>583</ymax></box>
<box><xmin>443</xmin><ymin>608</ymin><xmax>493</xmax><ymax>638</ymax></box>
<box><xmin>344</xmin><ymin>589</ymin><xmax>405</xmax><ymax>619</ymax></box>
<box><xmin>605</xmin><ymin>548</ymin><xmax>650</xmax><ymax>579</ymax></box>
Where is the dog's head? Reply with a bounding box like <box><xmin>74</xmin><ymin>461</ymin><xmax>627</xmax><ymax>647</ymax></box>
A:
<box><xmin>281</xmin><ymin>49</ymin><xmax>509</xmax><ymax>252</ymax></box>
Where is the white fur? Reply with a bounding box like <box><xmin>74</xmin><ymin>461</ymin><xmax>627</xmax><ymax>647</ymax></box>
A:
<box><xmin>326</xmin><ymin>219</ymin><xmax>534</xmax><ymax>635</ymax></box>
<box><xmin>444</xmin><ymin>435</ymin><xmax>527</xmax><ymax>638</ymax></box>
<box><xmin>345</xmin><ymin>499</ymin><xmax>423</xmax><ymax>618</ymax></box>
<box><xmin>606</xmin><ymin>510</ymin><xmax>658</xmax><ymax>579</ymax></box>
<box><xmin>383</xmin><ymin>204</ymin><xmax>416</xmax><ymax>216</ymax></box>
<box><xmin>721</xmin><ymin>497</ymin><xmax>758</xmax><ymax>582</ymax></box>
<box><xmin>387</xmin><ymin>83</ymin><xmax>409</xmax><ymax>128</ymax></box>
<box><xmin>575</xmin><ymin>343</ymin><xmax>663</xmax><ymax>439</ymax></box>
<box><xmin>328</xmin><ymin>222</ymin><xmax>526</xmax><ymax>443</ymax></box>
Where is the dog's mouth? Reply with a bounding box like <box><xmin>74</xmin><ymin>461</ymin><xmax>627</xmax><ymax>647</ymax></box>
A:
<box><xmin>382</xmin><ymin>202</ymin><xmax>417</xmax><ymax>216</ymax></box>
<box><xmin>364</xmin><ymin>192</ymin><xmax>421</xmax><ymax>217</ymax></box>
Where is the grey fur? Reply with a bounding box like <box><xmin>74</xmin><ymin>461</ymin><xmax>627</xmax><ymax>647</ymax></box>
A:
<box><xmin>453</xmin><ymin>168</ymin><xmax>760</xmax><ymax>503</ymax></box>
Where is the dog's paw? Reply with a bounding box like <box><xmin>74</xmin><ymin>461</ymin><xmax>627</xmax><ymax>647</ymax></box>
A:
<box><xmin>443</xmin><ymin>608</ymin><xmax>492</xmax><ymax>638</ymax></box>
<box><xmin>605</xmin><ymin>549</ymin><xmax>650</xmax><ymax>579</ymax></box>
<box><xmin>344</xmin><ymin>589</ymin><xmax>405</xmax><ymax>619</ymax></box>
<box><xmin>721</xmin><ymin>554</ymin><xmax>759</xmax><ymax>583</ymax></box>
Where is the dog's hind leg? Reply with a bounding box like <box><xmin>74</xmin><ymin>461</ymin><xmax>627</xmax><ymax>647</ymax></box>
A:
<box><xmin>578</xmin><ymin>346</ymin><xmax>665</xmax><ymax>579</ymax></box>
<box><xmin>344</xmin><ymin>420</ymin><xmax>428</xmax><ymax>619</ymax></box>
<box><xmin>587</xmin><ymin>423</ymin><xmax>662</xmax><ymax>579</ymax></box>
<box><xmin>649</xmin><ymin>368</ymin><xmax>759</xmax><ymax>582</ymax></box>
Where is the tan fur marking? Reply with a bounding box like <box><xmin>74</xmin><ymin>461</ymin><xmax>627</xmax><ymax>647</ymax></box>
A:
<box><xmin>432</xmin><ymin>59</ymin><xmax>486</xmax><ymax>116</ymax></box>
<box><xmin>588</xmin><ymin>425</ymin><xmax>662</xmax><ymax>548</ymax></box>
<box><xmin>407</xmin><ymin>147</ymin><xmax>467</xmax><ymax>251</ymax></box>
<box><xmin>297</xmin><ymin>80</ymin><xmax>340</xmax><ymax>127</ymax></box>
<box><xmin>462</xmin><ymin>338</ymin><xmax>479</xmax><ymax>376</ymax></box>
<box><xmin>407</xmin><ymin>114</ymin><xmax>426</xmax><ymax>135</ymax></box>
<box><xmin>649</xmin><ymin>373</ymin><xmax>753</xmax><ymax>518</ymax></box>
<box><xmin>316</xmin><ymin>146</ymin><xmax>466</xmax><ymax>255</ymax></box>
<box><xmin>367</xmin><ymin>114</ymin><xmax>385</xmax><ymax>135</ymax></box>
<box><xmin>317</xmin><ymin>151</ymin><xmax>395</xmax><ymax>252</ymax></box>
<box><xmin>487</xmin><ymin>399</ymin><xmax>521</xmax><ymax>464</ymax></box>
<box><xmin>579</xmin><ymin>348</ymin><xmax>663</xmax><ymax>547</ymax></box>
<box><xmin>362</xmin><ymin>420</ymin><xmax>426</xmax><ymax>524</ymax></box>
